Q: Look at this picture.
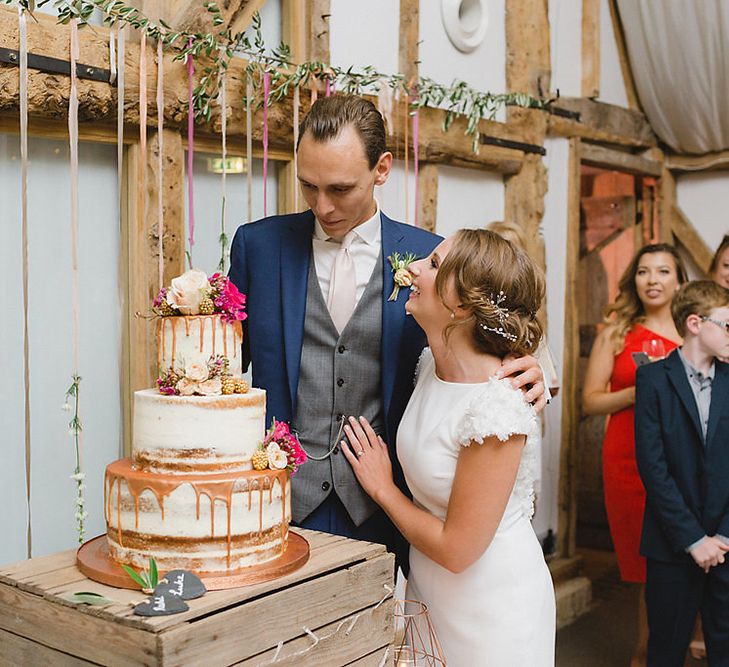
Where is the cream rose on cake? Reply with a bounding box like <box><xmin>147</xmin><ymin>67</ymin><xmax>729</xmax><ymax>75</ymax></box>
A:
<box><xmin>166</xmin><ymin>269</ymin><xmax>210</xmax><ymax>315</ymax></box>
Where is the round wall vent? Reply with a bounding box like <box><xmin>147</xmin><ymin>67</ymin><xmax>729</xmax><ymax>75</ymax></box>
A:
<box><xmin>441</xmin><ymin>0</ymin><xmax>489</xmax><ymax>53</ymax></box>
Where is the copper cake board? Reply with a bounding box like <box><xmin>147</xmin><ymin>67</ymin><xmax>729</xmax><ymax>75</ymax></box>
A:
<box><xmin>76</xmin><ymin>532</ymin><xmax>310</xmax><ymax>591</ymax></box>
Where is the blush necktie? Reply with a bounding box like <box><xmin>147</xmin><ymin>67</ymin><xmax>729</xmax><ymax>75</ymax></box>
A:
<box><xmin>326</xmin><ymin>231</ymin><xmax>357</xmax><ymax>333</ymax></box>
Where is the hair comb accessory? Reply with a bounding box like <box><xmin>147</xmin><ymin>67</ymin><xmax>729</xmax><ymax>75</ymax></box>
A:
<box><xmin>480</xmin><ymin>290</ymin><xmax>517</xmax><ymax>341</ymax></box>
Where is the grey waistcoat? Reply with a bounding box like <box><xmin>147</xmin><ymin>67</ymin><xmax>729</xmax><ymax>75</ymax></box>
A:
<box><xmin>292</xmin><ymin>250</ymin><xmax>384</xmax><ymax>526</ymax></box>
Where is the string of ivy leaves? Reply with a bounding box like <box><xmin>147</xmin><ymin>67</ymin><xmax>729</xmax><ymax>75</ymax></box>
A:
<box><xmin>8</xmin><ymin>0</ymin><xmax>546</xmax><ymax>148</ymax></box>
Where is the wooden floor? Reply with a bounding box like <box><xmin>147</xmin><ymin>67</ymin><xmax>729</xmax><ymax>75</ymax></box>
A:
<box><xmin>556</xmin><ymin>549</ymin><xmax>707</xmax><ymax>667</ymax></box>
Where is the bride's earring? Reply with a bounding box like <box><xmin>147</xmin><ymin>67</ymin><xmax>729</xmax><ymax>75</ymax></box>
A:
<box><xmin>450</xmin><ymin>311</ymin><xmax>455</xmax><ymax>320</ymax></box>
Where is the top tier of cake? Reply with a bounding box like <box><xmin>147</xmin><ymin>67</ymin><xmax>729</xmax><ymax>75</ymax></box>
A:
<box><xmin>156</xmin><ymin>314</ymin><xmax>243</xmax><ymax>376</ymax></box>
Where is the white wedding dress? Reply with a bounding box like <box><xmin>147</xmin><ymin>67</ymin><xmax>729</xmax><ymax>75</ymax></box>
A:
<box><xmin>398</xmin><ymin>349</ymin><xmax>555</xmax><ymax>666</ymax></box>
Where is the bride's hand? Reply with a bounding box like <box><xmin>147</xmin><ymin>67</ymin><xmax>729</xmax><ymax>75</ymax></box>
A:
<box><xmin>342</xmin><ymin>416</ymin><xmax>394</xmax><ymax>504</ymax></box>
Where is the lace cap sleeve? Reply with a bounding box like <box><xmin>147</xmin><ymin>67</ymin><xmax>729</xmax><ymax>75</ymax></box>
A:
<box><xmin>413</xmin><ymin>347</ymin><xmax>433</xmax><ymax>386</ymax></box>
<box><xmin>456</xmin><ymin>378</ymin><xmax>537</xmax><ymax>447</ymax></box>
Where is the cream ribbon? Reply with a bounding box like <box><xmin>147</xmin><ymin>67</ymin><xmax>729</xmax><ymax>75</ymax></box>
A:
<box><xmin>246</xmin><ymin>74</ymin><xmax>253</xmax><ymax>222</ymax></box>
<box><xmin>18</xmin><ymin>5</ymin><xmax>32</xmax><ymax>558</ymax></box>
<box><xmin>220</xmin><ymin>71</ymin><xmax>227</xmax><ymax>270</ymax></box>
<box><xmin>69</xmin><ymin>20</ymin><xmax>82</xmax><ymax>469</ymax></box>
<box><xmin>293</xmin><ymin>85</ymin><xmax>300</xmax><ymax>211</ymax></box>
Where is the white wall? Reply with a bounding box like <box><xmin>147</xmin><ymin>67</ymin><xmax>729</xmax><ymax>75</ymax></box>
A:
<box><xmin>676</xmin><ymin>172</ymin><xmax>729</xmax><ymax>254</ymax></box>
<box><xmin>550</xmin><ymin>0</ymin><xmax>582</xmax><ymax>97</ymax></box>
<box><xmin>420</xmin><ymin>0</ymin><xmax>506</xmax><ymax>122</ymax></box>
<box><xmin>435</xmin><ymin>165</ymin><xmax>503</xmax><ymax>237</ymax></box>
<box><xmin>1</xmin><ymin>135</ymin><xmax>121</xmax><ymax>565</ymax></box>
<box><xmin>598</xmin><ymin>0</ymin><xmax>629</xmax><ymax>107</ymax></box>
<box><xmin>330</xmin><ymin>0</ymin><xmax>400</xmax><ymax>75</ymax></box>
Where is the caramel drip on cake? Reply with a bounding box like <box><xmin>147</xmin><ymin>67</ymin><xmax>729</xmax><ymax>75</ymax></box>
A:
<box><xmin>189</xmin><ymin>480</ymin><xmax>236</xmax><ymax>565</ymax></box>
<box><xmin>280</xmin><ymin>479</ymin><xmax>287</xmax><ymax>555</ymax></box>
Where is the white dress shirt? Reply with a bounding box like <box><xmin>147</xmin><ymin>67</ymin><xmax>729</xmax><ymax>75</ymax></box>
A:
<box><xmin>312</xmin><ymin>203</ymin><xmax>382</xmax><ymax>306</ymax></box>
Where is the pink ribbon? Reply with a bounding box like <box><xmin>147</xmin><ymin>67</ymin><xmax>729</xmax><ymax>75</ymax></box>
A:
<box><xmin>156</xmin><ymin>39</ymin><xmax>164</xmax><ymax>288</ymax></box>
<box><xmin>293</xmin><ymin>85</ymin><xmax>300</xmax><ymax>211</ymax></box>
<box><xmin>262</xmin><ymin>71</ymin><xmax>270</xmax><ymax>217</ymax></box>
<box><xmin>246</xmin><ymin>75</ymin><xmax>253</xmax><ymax>222</ymax></box>
<box><xmin>187</xmin><ymin>39</ymin><xmax>195</xmax><ymax>258</ymax></box>
<box><xmin>412</xmin><ymin>106</ymin><xmax>420</xmax><ymax>227</ymax></box>
<box><xmin>403</xmin><ymin>93</ymin><xmax>409</xmax><ymax>224</ymax></box>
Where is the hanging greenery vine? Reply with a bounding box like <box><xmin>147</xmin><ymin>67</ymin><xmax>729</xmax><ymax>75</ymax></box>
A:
<box><xmin>6</xmin><ymin>0</ymin><xmax>547</xmax><ymax>148</ymax></box>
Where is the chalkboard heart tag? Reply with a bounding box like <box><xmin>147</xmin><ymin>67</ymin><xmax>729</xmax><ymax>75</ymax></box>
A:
<box><xmin>133</xmin><ymin>592</ymin><xmax>189</xmax><ymax>616</ymax></box>
<box><xmin>154</xmin><ymin>570</ymin><xmax>207</xmax><ymax>600</ymax></box>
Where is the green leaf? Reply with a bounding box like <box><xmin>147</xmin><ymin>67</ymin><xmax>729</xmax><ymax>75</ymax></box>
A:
<box><xmin>149</xmin><ymin>557</ymin><xmax>158</xmax><ymax>588</ymax></box>
<box><xmin>61</xmin><ymin>591</ymin><xmax>116</xmax><ymax>606</ymax></box>
<box><xmin>121</xmin><ymin>564</ymin><xmax>148</xmax><ymax>589</ymax></box>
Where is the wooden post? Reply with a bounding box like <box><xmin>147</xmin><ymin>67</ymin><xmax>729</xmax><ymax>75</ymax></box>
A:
<box><xmin>557</xmin><ymin>137</ymin><xmax>582</xmax><ymax>561</ymax></box>
<box><xmin>308</xmin><ymin>0</ymin><xmax>331</xmax><ymax>64</ymax></box>
<box><xmin>581</xmin><ymin>0</ymin><xmax>600</xmax><ymax>99</ymax></box>
<box><xmin>399</xmin><ymin>0</ymin><xmax>419</xmax><ymax>84</ymax></box>
<box><xmin>282</xmin><ymin>0</ymin><xmax>307</xmax><ymax>64</ymax></box>
<box><xmin>123</xmin><ymin>130</ymin><xmax>185</xmax><ymax>454</ymax></box>
<box><xmin>417</xmin><ymin>163</ymin><xmax>439</xmax><ymax>233</ymax></box>
<box><xmin>658</xmin><ymin>166</ymin><xmax>676</xmax><ymax>243</ymax></box>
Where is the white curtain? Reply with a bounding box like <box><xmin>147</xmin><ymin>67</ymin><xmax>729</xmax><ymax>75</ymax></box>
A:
<box><xmin>617</xmin><ymin>0</ymin><xmax>729</xmax><ymax>154</ymax></box>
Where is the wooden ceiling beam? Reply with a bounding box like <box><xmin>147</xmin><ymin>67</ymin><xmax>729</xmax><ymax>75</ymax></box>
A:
<box><xmin>172</xmin><ymin>0</ymin><xmax>266</xmax><ymax>36</ymax></box>
<box><xmin>671</xmin><ymin>205</ymin><xmax>713</xmax><ymax>275</ymax></box>
<box><xmin>580</xmin><ymin>142</ymin><xmax>662</xmax><ymax>177</ymax></box>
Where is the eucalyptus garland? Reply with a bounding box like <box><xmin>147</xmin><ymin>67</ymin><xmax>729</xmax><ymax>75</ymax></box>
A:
<box><xmin>7</xmin><ymin>0</ymin><xmax>546</xmax><ymax>148</ymax></box>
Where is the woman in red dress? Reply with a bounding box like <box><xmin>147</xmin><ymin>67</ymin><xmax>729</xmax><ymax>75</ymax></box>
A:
<box><xmin>583</xmin><ymin>243</ymin><xmax>686</xmax><ymax>666</ymax></box>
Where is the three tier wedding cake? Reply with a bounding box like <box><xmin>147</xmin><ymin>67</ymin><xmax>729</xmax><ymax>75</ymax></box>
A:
<box><xmin>103</xmin><ymin>270</ymin><xmax>304</xmax><ymax>574</ymax></box>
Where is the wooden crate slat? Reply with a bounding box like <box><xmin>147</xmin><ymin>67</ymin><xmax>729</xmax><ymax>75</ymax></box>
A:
<box><xmin>15</xmin><ymin>565</ymin><xmax>88</xmax><ymax>594</ymax></box>
<box><xmin>0</xmin><ymin>584</ymin><xmax>158</xmax><ymax>666</ymax></box>
<box><xmin>137</xmin><ymin>535</ymin><xmax>388</xmax><ymax>631</ymax></box>
<box><xmin>0</xmin><ymin>549</ymin><xmax>76</xmax><ymax>583</ymax></box>
<box><xmin>344</xmin><ymin>645</ymin><xmax>391</xmax><ymax>667</ymax></box>
<box><xmin>233</xmin><ymin>599</ymin><xmax>394</xmax><ymax>666</ymax></box>
<box><xmin>157</xmin><ymin>553</ymin><xmax>394</xmax><ymax>667</ymax></box>
<box><xmin>0</xmin><ymin>627</ymin><xmax>101</xmax><ymax>666</ymax></box>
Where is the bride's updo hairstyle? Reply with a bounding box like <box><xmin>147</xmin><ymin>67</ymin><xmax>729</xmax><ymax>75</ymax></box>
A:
<box><xmin>435</xmin><ymin>229</ymin><xmax>545</xmax><ymax>357</ymax></box>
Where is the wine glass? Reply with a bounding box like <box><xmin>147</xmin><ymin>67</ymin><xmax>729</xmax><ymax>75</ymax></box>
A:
<box><xmin>642</xmin><ymin>339</ymin><xmax>666</xmax><ymax>362</ymax></box>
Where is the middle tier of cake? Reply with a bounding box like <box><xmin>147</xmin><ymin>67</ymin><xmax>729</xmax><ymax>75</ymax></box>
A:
<box><xmin>105</xmin><ymin>459</ymin><xmax>291</xmax><ymax>573</ymax></box>
<box><xmin>133</xmin><ymin>388</ymin><xmax>266</xmax><ymax>474</ymax></box>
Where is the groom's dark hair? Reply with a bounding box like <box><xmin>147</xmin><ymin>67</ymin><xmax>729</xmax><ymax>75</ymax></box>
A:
<box><xmin>297</xmin><ymin>95</ymin><xmax>387</xmax><ymax>169</ymax></box>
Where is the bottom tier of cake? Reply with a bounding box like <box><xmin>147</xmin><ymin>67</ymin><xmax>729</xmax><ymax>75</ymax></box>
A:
<box><xmin>104</xmin><ymin>459</ymin><xmax>291</xmax><ymax>573</ymax></box>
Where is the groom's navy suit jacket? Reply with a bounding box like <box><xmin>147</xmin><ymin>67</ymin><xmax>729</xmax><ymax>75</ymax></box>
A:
<box><xmin>635</xmin><ymin>349</ymin><xmax>729</xmax><ymax>564</ymax></box>
<box><xmin>228</xmin><ymin>210</ymin><xmax>440</xmax><ymax>483</ymax></box>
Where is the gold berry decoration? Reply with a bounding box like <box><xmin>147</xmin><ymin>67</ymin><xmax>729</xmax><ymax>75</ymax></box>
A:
<box><xmin>221</xmin><ymin>375</ymin><xmax>235</xmax><ymax>395</ymax></box>
<box><xmin>251</xmin><ymin>450</ymin><xmax>268</xmax><ymax>471</ymax></box>
<box><xmin>234</xmin><ymin>378</ymin><xmax>249</xmax><ymax>394</ymax></box>
<box><xmin>199</xmin><ymin>298</ymin><xmax>215</xmax><ymax>315</ymax></box>
<box><xmin>160</xmin><ymin>301</ymin><xmax>175</xmax><ymax>317</ymax></box>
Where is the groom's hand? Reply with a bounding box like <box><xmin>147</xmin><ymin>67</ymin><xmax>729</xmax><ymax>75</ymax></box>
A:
<box><xmin>498</xmin><ymin>355</ymin><xmax>547</xmax><ymax>412</ymax></box>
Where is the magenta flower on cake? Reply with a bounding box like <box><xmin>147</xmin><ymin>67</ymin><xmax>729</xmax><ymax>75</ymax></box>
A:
<box><xmin>210</xmin><ymin>272</ymin><xmax>247</xmax><ymax>323</ymax></box>
<box><xmin>259</xmin><ymin>420</ymin><xmax>308</xmax><ymax>475</ymax></box>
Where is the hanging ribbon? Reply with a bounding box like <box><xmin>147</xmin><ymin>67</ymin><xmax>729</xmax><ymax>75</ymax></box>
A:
<box><xmin>377</xmin><ymin>80</ymin><xmax>394</xmax><ymax>136</ymax></box>
<box><xmin>109</xmin><ymin>31</ymin><xmax>116</xmax><ymax>85</ymax></box>
<box><xmin>219</xmin><ymin>71</ymin><xmax>227</xmax><ymax>271</ymax></box>
<box><xmin>403</xmin><ymin>92</ymin><xmax>410</xmax><ymax>224</ymax></box>
<box><xmin>186</xmin><ymin>39</ymin><xmax>195</xmax><ymax>262</ymax></box>
<box><xmin>262</xmin><ymin>71</ymin><xmax>270</xmax><ymax>218</ymax></box>
<box><xmin>116</xmin><ymin>24</ymin><xmax>125</xmax><ymax>248</ymax></box>
<box><xmin>310</xmin><ymin>77</ymin><xmax>318</xmax><ymax>107</ymax></box>
<box><xmin>293</xmin><ymin>85</ymin><xmax>300</xmax><ymax>211</ymax></box>
<box><xmin>18</xmin><ymin>5</ymin><xmax>32</xmax><ymax>558</ymax></box>
<box><xmin>69</xmin><ymin>19</ymin><xmax>86</xmax><ymax>542</ymax></box>
<box><xmin>156</xmin><ymin>39</ymin><xmax>164</xmax><ymax>289</ymax></box>
<box><xmin>246</xmin><ymin>74</ymin><xmax>253</xmax><ymax>222</ymax></box>
<box><xmin>139</xmin><ymin>31</ymin><xmax>147</xmax><ymax>224</ymax></box>
<box><xmin>412</xmin><ymin>106</ymin><xmax>420</xmax><ymax>228</ymax></box>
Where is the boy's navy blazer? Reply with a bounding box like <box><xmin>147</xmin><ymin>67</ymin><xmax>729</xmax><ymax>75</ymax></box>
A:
<box><xmin>228</xmin><ymin>210</ymin><xmax>441</xmax><ymax>445</ymax></box>
<box><xmin>635</xmin><ymin>349</ymin><xmax>729</xmax><ymax>563</ymax></box>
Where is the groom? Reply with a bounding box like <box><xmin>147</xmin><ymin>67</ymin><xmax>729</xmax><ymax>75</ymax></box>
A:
<box><xmin>228</xmin><ymin>95</ymin><xmax>545</xmax><ymax>554</ymax></box>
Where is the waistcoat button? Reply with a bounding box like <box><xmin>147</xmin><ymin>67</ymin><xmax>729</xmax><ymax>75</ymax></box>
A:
<box><xmin>321</xmin><ymin>481</ymin><xmax>331</xmax><ymax>491</ymax></box>
<box><xmin>337</xmin><ymin>378</ymin><xmax>345</xmax><ymax>387</ymax></box>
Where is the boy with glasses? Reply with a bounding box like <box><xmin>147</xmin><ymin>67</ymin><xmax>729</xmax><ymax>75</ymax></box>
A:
<box><xmin>635</xmin><ymin>280</ymin><xmax>729</xmax><ymax>666</ymax></box>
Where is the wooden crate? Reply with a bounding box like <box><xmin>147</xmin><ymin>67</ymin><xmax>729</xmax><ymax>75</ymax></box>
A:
<box><xmin>0</xmin><ymin>529</ymin><xmax>395</xmax><ymax>666</ymax></box>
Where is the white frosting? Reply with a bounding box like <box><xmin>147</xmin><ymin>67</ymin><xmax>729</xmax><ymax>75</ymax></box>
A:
<box><xmin>106</xmin><ymin>473</ymin><xmax>291</xmax><ymax>572</ymax></box>
<box><xmin>156</xmin><ymin>315</ymin><xmax>242</xmax><ymax>376</ymax></box>
<box><xmin>132</xmin><ymin>389</ymin><xmax>265</xmax><ymax>472</ymax></box>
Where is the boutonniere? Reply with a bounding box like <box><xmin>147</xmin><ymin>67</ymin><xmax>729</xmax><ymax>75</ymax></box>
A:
<box><xmin>387</xmin><ymin>252</ymin><xmax>417</xmax><ymax>301</ymax></box>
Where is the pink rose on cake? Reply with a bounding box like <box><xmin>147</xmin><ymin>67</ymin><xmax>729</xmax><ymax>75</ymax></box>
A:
<box><xmin>252</xmin><ymin>420</ymin><xmax>308</xmax><ymax>474</ymax></box>
<box><xmin>198</xmin><ymin>377</ymin><xmax>222</xmax><ymax>396</ymax></box>
<box><xmin>166</xmin><ymin>269</ymin><xmax>211</xmax><ymax>315</ymax></box>
<box><xmin>185</xmin><ymin>360</ymin><xmax>209</xmax><ymax>383</ymax></box>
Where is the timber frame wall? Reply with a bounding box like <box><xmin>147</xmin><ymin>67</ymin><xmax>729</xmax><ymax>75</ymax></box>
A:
<box><xmin>0</xmin><ymin>0</ymin><xmax>717</xmax><ymax>571</ymax></box>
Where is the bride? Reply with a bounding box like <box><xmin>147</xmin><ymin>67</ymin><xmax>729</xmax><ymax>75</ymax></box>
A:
<box><xmin>342</xmin><ymin>229</ymin><xmax>556</xmax><ymax>665</ymax></box>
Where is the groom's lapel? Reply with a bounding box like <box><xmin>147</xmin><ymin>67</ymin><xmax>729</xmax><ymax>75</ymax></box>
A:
<box><xmin>280</xmin><ymin>211</ymin><xmax>314</xmax><ymax>411</ymax></box>
<box><xmin>380</xmin><ymin>214</ymin><xmax>409</xmax><ymax>421</ymax></box>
